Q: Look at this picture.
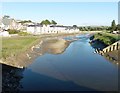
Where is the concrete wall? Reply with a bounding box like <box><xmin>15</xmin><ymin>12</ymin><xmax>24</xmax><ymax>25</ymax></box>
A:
<box><xmin>103</xmin><ymin>41</ymin><xmax>120</xmax><ymax>53</ymax></box>
<box><xmin>97</xmin><ymin>41</ymin><xmax>120</xmax><ymax>55</ymax></box>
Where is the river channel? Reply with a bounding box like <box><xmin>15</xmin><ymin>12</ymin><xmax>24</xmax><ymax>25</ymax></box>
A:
<box><xmin>2</xmin><ymin>34</ymin><xmax>118</xmax><ymax>92</ymax></box>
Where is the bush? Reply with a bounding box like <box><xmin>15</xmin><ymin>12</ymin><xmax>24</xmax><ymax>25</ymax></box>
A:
<box><xmin>18</xmin><ymin>32</ymin><xmax>29</xmax><ymax>36</ymax></box>
<box><xmin>92</xmin><ymin>33</ymin><xmax>118</xmax><ymax>46</ymax></box>
<box><xmin>8</xmin><ymin>29</ymin><xmax>19</xmax><ymax>34</ymax></box>
<box><xmin>97</xmin><ymin>33</ymin><xmax>102</xmax><ymax>36</ymax></box>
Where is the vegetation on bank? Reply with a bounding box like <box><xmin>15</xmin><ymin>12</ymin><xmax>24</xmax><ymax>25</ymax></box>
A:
<box><xmin>18</xmin><ymin>20</ymin><xmax>32</xmax><ymax>24</ymax></box>
<box><xmin>2</xmin><ymin>36</ymin><xmax>40</xmax><ymax>59</ymax></box>
<box><xmin>89</xmin><ymin>20</ymin><xmax>120</xmax><ymax>46</ymax></box>
<box><xmin>1</xmin><ymin>33</ymin><xmax>81</xmax><ymax>60</ymax></box>
<box><xmin>18</xmin><ymin>32</ymin><xmax>30</xmax><ymax>36</ymax></box>
<box><xmin>79</xmin><ymin>26</ymin><xmax>110</xmax><ymax>31</ymax></box>
<box><xmin>8</xmin><ymin>29</ymin><xmax>30</xmax><ymax>36</ymax></box>
<box><xmin>91</xmin><ymin>32</ymin><xmax>120</xmax><ymax>46</ymax></box>
<box><xmin>8</xmin><ymin>29</ymin><xmax>20</xmax><ymax>34</ymax></box>
<box><xmin>79</xmin><ymin>20</ymin><xmax>120</xmax><ymax>32</ymax></box>
<box><xmin>40</xmin><ymin>19</ymin><xmax>57</xmax><ymax>25</ymax></box>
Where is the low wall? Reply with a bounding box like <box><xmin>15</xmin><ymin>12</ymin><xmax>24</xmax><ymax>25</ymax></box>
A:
<box><xmin>96</xmin><ymin>40</ymin><xmax>120</xmax><ymax>55</ymax></box>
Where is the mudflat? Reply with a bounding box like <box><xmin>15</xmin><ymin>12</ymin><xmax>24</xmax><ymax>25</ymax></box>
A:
<box><xmin>1</xmin><ymin>35</ymin><xmax>74</xmax><ymax>68</ymax></box>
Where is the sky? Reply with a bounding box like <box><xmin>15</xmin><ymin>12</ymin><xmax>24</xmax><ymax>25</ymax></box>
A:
<box><xmin>1</xmin><ymin>2</ymin><xmax>118</xmax><ymax>26</ymax></box>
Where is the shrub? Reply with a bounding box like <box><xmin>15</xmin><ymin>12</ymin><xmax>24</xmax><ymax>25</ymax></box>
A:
<box><xmin>92</xmin><ymin>32</ymin><xmax>118</xmax><ymax>46</ymax></box>
<box><xmin>18</xmin><ymin>32</ymin><xmax>29</xmax><ymax>36</ymax></box>
<box><xmin>8</xmin><ymin>29</ymin><xmax>19</xmax><ymax>34</ymax></box>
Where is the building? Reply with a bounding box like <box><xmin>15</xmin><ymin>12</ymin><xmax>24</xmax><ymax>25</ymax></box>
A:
<box><xmin>27</xmin><ymin>24</ymin><xmax>79</xmax><ymax>34</ymax></box>
<box><xmin>1</xmin><ymin>16</ymin><xmax>80</xmax><ymax>35</ymax></box>
<box><xmin>1</xmin><ymin>16</ymin><xmax>23</xmax><ymax>30</ymax></box>
<box><xmin>0</xmin><ymin>31</ymin><xmax>10</xmax><ymax>37</ymax></box>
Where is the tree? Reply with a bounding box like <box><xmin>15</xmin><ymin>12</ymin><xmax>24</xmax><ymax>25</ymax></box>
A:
<box><xmin>79</xmin><ymin>27</ymin><xmax>84</xmax><ymax>31</ymax></box>
<box><xmin>111</xmin><ymin>20</ymin><xmax>117</xmax><ymax>31</ymax></box>
<box><xmin>3</xmin><ymin>15</ymin><xmax>10</xmax><ymax>19</ymax></box>
<box><xmin>40</xmin><ymin>19</ymin><xmax>51</xmax><ymax>25</ymax></box>
<box><xmin>19</xmin><ymin>20</ymin><xmax>32</xmax><ymax>24</ymax></box>
<box><xmin>73</xmin><ymin>25</ymin><xmax>77</xmax><ymax>28</ymax></box>
<box><xmin>117</xmin><ymin>24</ymin><xmax>120</xmax><ymax>31</ymax></box>
<box><xmin>51</xmin><ymin>20</ymin><xmax>57</xmax><ymax>25</ymax></box>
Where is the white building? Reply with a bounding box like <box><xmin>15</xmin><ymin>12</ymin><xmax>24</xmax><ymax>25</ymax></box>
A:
<box><xmin>27</xmin><ymin>24</ymin><xmax>79</xmax><ymax>34</ymax></box>
<box><xmin>0</xmin><ymin>31</ymin><xmax>10</xmax><ymax>37</ymax></box>
<box><xmin>1</xmin><ymin>16</ymin><xmax>23</xmax><ymax>31</ymax></box>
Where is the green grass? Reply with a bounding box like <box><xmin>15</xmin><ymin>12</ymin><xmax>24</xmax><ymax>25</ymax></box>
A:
<box><xmin>1</xmin><ymin>36</ymin><xmax>40</xmax><ymax>59</ymax></box>
<box><xmin>1</xmin><ymin>33</ymin><xmax>80</xmax><ymax>60</ymax></box>
<box><xmin>18</xmin><ymin>32</ymin><xmax>30</xmax><ymax>36</ymax></box>
<box><xmin>93</xmin><ymin>32</ymin><xmax>120</xmax><ymax>45</ymax></box>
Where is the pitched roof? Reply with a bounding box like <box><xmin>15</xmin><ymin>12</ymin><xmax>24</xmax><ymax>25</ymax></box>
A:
<box><xmin>2</xmin><ymin>17</ymin><xmax>11</xmax><ymax>25</ymax></box>
<box><xmin>28</xmin><ymin>24</ymin><xmax>43</xmax><ymax>27</ymax></box>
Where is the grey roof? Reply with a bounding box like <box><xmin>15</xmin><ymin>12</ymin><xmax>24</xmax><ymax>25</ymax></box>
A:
<box><xmin>28</xmin><ymin>24</ymin><xmax>43</xmax><ymax>27</ymax></box>
<box><xmin>2</xmin><ymin>17</ymin><xmax>11</xmax><ymax>25</ymax></box>
<box><xmin>50</xmin><ymin>25</ymin><xmax>68</xmax><ymax>28</ymax></box>
<box><xmin>27</xmin><ymin>24</ymin><xmax>79</xmax><ymax>29</ymax></box>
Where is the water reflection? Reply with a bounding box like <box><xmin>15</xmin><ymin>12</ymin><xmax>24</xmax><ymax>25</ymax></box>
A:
<box><xmin>21</xmin><ymin>68</ymin><xmax>97</xmax><ymax>91</ymax></box>
<box><xmin>2</xmin><ymin>64</ymin><xmax>24</xmax><ymax>93</ymax></box>
<box><xmin>103</xmin><ymin>50</ymin><xmax>120</xmax><ymax>66</ymax></box>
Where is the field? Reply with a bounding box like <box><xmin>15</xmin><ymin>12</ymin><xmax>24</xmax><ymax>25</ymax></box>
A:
<box><xmin>1</xmin><ymin>36</ymin><xmax>40</xmax><ymax>59</ymax></box>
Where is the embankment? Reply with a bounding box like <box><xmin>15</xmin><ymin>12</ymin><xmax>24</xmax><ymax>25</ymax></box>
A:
<box><xmin>1</xmin><ymin>33</ymin><xmax>81</xmax><ymax>68</ymax></box>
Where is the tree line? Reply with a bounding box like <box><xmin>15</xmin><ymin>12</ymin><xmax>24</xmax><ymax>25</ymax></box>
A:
<box><xmin>79</xmin><ymin>26</ymin><xmax>110</xmax><ymax>31</ymax></box>
<box><xmin>111</xmin><ymin>20</ymin><xmax>120</xmax><ymax>31</ymax></box>
<box><xmin>40</xmin><ymin>20</ymin><xmax>57</xmax><ymax>25</ymax></box>
<box><xmin>78</xmin><ymin>20</ymin><xmax>120</xmax><ymax>32</ymax></box>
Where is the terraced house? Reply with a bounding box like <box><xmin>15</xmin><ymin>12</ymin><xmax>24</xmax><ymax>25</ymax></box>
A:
<box><xmin>27</xmin><ymin>24</ymin><xmax>80</xmax><ymax>34</ymax></box>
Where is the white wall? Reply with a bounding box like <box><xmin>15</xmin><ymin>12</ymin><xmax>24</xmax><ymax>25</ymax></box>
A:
<box><xmin>27</xmin><ymin>27</ymin><xmax>35</xmax><ymax>34</ymax></box>
<box><xmin>27</xmin><ymin>25</ymin><xmax>80</xmax><ymax>34</ymax></box>
<box><xmin>36</xmin><ymin>27</ymin><xmax>41</xmax><ymax>34</ymax></box>
<box><xmin>0</xmin><ymin>31</ymin><xmax>10</xmax><ymax>37</ymax></box>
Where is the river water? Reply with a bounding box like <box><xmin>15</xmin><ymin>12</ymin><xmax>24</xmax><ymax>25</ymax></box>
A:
<box><xmin>20</xmin><ymin>34</ymin><xmax>118</xmax><ymax>92</ymax></box>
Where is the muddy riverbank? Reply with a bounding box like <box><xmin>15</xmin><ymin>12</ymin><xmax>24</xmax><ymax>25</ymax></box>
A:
<box><xmin>1</xmin><ymin>34</ymin><xmax>78</xmax><ymax>68</ymax></box>
<box><xmin>1</xmin><ymin>31</ymin><xmax>101</xmax><ymax>68</ymax></box>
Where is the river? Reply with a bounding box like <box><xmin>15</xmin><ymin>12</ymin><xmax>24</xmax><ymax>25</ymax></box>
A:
<box><xmin>2</xmin><ymin>34</ymin><xmax>118</xmax><ymax>92</ymax></box>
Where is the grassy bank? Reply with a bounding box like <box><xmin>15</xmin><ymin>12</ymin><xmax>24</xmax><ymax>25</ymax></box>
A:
<box><xmin>1</xmin><ymin>33</ymin><xmax>80</xmax><ymax>60</ymax></box>
<box><xmin>2</xmin><ymin>36</ymin><xmax>40</xmax><ymax>59</ymax></box>
<box><xmin>92</xmin><ymin>32</ymin><xmax>120</xmax><ymax>46</ymax></box>
<box><xmin>1</xmin><ymin>32</ymin><xmax>101</xmax><ymax>68</ymax></box>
